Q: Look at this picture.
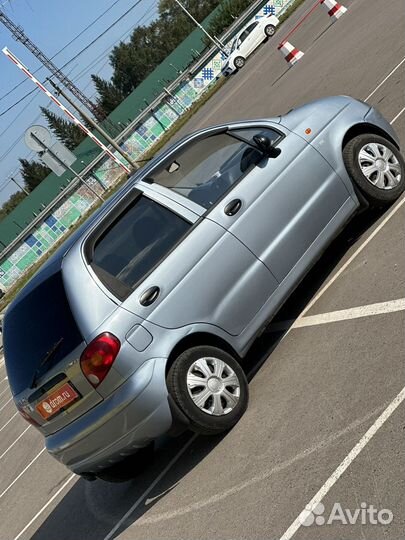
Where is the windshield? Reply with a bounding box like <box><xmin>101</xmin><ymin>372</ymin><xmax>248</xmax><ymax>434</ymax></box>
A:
<box><xmin>3</xmin><ymin>271</ymin><xmax>83</xmax><ymax>395</ymax></box>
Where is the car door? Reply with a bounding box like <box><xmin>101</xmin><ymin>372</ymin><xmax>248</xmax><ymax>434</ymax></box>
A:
<box><xmin>149</xmin><ymin>124</ymin><xmax>354</xmax><ymax>285</ymax></box>
<box><xmin>204</xmin><ymin>124</ymin><xmax>355</xmax><ymax>283</ymax></box>
<box><xmin>240</xmin><ymin>22</ymin><xmax>260</xmax><ymax>57</ymax></box>
<box><xmin>89</xmin><ymin>185</ymin><xmax>279</xmax><ymax>337</ymax></box>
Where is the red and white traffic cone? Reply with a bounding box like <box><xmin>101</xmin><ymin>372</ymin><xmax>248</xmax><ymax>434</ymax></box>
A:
<box><xmin>278</xmin><ymin>41</ymin><xmax>304</xmax><ymax>66</ymax></box>
<box><xmin>320</xmin><ymin>0</ymin><xmax>347</xmax><ymax>20</ymax></box>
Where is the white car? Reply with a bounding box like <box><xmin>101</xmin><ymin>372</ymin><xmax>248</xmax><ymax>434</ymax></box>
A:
<box><xmin>222</xmin><ymin>15</ymin><xmax>280</xmax><ymax>76</ymax></box>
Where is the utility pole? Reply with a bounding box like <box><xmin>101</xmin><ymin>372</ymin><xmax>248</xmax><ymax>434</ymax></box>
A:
<box><xmin>0</xmin><ymin>9</ymin><xmax>105</xmax><ymax>121</ymax></box>
<box><xmin>3</xmin><ymin>46</ymin><xmax>133</xmax><ymax>174</ymax></box>
<box><xmin>10</xmin><ymin>176</ymin><xmax>29</xmax><ymax>195</ymax></box>
<box><xmin>173</xmin><ymin>0</ymin><xmax>227</xmax><ymax>53</ymax></box>
<box><xmin>47</xmin><ymin>79</ymin><xmax>139</xmax><ymax>171</ymax></box>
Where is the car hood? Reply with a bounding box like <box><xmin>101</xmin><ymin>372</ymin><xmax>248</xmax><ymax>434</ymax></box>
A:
<box><xmin>279</xmin><ymin>96</ymin><xmax>370</xmax><ymax>139</ymax></box>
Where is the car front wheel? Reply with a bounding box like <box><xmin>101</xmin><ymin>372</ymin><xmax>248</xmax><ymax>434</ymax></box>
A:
<box><xmin>265</xmin><ymin>24</ymin><xmax>277</xmax><ymax>37</ymax></box>
<box><xmin>167</xmin><ymin>346</ymin><xmax>249</xmax><ymax>435</ymax></box>
<box><xmin>343</xmin><ymin>133</ymin><xmax>405</xmax><ymax>206</ymax></box>
<box><xmin>234</xmin><ymin>56</ymin><xmax>246</xmax><ymax>69</ymax></box>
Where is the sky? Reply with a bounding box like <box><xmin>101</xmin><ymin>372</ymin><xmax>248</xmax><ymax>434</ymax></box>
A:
<box><xmin>0</xmin><ymin>0</ymin><xmax>159</xmax><ymax>204</ymax></box>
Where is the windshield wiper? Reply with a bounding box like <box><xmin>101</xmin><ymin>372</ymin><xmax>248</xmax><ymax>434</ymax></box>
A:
<box><xmin>30</xmin><ymin>338</ymin><xmax>64</xmax><ymax>389</ymax></box>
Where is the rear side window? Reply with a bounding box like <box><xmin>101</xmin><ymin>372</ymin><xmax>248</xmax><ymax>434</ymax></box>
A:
<box><xmin>240</xmin><ymin>22</ymin><xmax>258</xmax><ymax>42</ymax></box>
<box><xmin>4</xmin><ymin>271</ymin><xmax>83</xmax><ymax>396</ymax></box>
<box><xmin>90</xmin><ymin>196</ymin><xmax>190</xmax><ymax>298</ymax></box>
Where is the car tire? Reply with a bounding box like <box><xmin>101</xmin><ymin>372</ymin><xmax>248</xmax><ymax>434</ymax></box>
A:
<box><xmin>343</xmin><ymin>134</ymin><xmax>405</xmax><ymax>206</ymax></box>
<box><xmin>234</xmin><ymin>56</ymin><xmax>245</xmax><ymax>69</ymax></box>
<box><xmin>166</xmin><ymin>346</ymin><xmax>249</xmax><ymax>436</ymax></box>
<box><xmin>264</xmin><ymin>24</ymin><xmax>277</xmax><ymax>37</ymax></box>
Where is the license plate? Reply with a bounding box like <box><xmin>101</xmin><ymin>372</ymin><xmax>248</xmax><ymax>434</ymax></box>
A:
<box><xmin>36</xmin><ymin>382</ymin><xmax>79</xmax><ymax>420</ymax></box>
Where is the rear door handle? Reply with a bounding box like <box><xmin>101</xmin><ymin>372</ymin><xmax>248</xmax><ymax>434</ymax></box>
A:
<box><xmin>224</xmin><ymin>199</ymin><xmax>242</xmax><ymax>216</ymax></box>
<box><xmin>139</xmin><ymin>286</ymin><xmax>160</xmax><ymax>306</ymax></box>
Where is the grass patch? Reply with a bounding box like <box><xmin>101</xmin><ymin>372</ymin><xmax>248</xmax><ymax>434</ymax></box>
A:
<box><xmin>0</xmin><ymin>0</ymin><xmax>306</xmax><ymax>312</ymax></box>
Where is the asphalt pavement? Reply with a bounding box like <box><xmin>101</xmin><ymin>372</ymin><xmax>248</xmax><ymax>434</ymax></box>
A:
<box><xmin>0</xmin><ymin>0</ymin><xmax>404</xmax><ymax>538</ymax></box>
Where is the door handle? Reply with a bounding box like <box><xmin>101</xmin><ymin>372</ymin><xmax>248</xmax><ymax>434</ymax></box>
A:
<box><xmin>139</xmin><ymin>286</ymin><xmax>160</xmax><ymax>306</ymax></box>
<box><xmin>224</xmin><ymin>199</ymin><xmax>242</xmax><ymax>216</ymax></box>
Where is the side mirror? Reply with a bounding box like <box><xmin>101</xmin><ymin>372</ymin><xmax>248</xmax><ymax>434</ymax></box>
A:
<box><xmin>253</xmin><ymin>135</ymin><xmax>281</xmax><ymax>158</ymax></box>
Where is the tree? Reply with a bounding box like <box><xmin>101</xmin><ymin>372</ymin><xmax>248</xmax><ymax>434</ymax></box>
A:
<box><xmin>0</xmin><ymin>191</ymin><xmax>27</xmax><ymax>221</ymax></box>
<box><xmin>205</xmin><ymin>0</ymin><xmax>253</xmax><ymax>45</ymax></box>
<box><xmin>106</xmin><ymin>0</ymin><xmax>221</xmax><ymax>97</ymax></box>
<box><xmin>40</xmin><ymin>107</ymin><xmax>86</xmax><ymax>150</ymax></box>
<box><xmin>91</xmin><ymin>75</ymin><xmax>125</xmax><ymax>115</ymax></box>
<box><xmin>19</xmin><ymin>158</ymin><xmax>51</xmax><ymax>191</ymax></box>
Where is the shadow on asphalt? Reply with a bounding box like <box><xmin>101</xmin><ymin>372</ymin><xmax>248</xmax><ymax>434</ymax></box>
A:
<box><xmin>29</xmin><ymin>206</ymin><xmax>387</xmax><ymax>540</ymax></box>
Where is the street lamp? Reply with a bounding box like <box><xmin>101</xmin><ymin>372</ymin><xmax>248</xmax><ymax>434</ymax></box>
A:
<box><xmin>173</xmin><ymin>0</ymin><xmax>227</xmax><ymax>53</ymax></box>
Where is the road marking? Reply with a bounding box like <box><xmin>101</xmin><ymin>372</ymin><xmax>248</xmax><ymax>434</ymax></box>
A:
<box><xmin>0</xmin><ymin>412</ymin><xmax>19</xmax><ymax>432</ymax></box>
<box><xmin>280</xmin><ymin>386</ymin><xmax>405</xmax><ymax>540</ymax></box>
<box><xmin>391</xmin><ymin>106</ymin><xmax>405</xmax><ymax>124</ymax></box>
<box><xmin>270</xmin><ymin>298</ymin><xmax>405</xmax><ymax>332</ymax></box>
<box><xmin>0</xmin><ymin>385</ymin><xmax>10</xmax><ymax>399</ymax></box>
<box><xmin>8</xmin><ymin>54</ymin><xmax>405</xmax><ymax>540</ymax></box>
<box><xmin>0</xmin><ymin>426</ymin><xmax>30</xmax><ymax>461</ymax></box>
<box><xmin>299</xmin><ymin>196</ymin><xmax>405</xmax><ymax>319</ymax></box>
<box><xmin>13</xmin><ymin>474</ymin><xmax>76</xmax><ymax>540</ymax></box>
<box><xmin>0</xmin><ymin>396</ymin><xmax>13</xmax><ymax>413</ymax></box>
<box><xmin>365</xmin><ymin>57</ymin><xmax>405</xmax><ymax>101</ymax></box>
<box><xmin>135</xmin><ymin>402</ymin><xmax>387</xmax><ymax>526</ymax></box>
<box><xmin>0</xmin><ymin>448</ymin><xmax>45</xmax><ymax>500</ymax></box>
<box><xmin>103</xmin><ymin>163</ymin><xmax>405</xmax><ymax>538</ymax></box>
<box><xmin>103</xmin><ymin>435</ymin><xmax>197</xmax><ymax>540</ymax></box>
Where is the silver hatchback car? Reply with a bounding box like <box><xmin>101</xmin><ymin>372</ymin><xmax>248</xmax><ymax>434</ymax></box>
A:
<box><xmin>3</xmin><ymin>96</ymin><xmax>404</xmax><ymax>480</ymax></box>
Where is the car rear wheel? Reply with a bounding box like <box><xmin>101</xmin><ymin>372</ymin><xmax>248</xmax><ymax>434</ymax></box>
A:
<box><xmin>343</xmin><ymin>134</ymin><xmax>405</xmax><ymax>206</ymax></box>
<box><xmin>265</xmin><ymin>24</ymin><xmax>277</xmax><ymax>37</ymax></box>
<box><xmin>167</xmin><ymin>346</ymin><xmax>249</xmax><ymax>435</ymax></box>
<box><xmin>234</xmin><ymin>56</ymin><xmax>245</xmax><ymax>69</ymax></box>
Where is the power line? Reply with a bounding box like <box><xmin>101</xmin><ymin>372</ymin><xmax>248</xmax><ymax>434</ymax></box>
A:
<box><xmin>54</xmin><ymin>0</ymin><xmax>154</xmax><ymax>72</ymax></box>
<box><xmin>0</xmin><ymin>0</ymin><xmax>156</xmax><ymax>117</ymax></box>
<box><xmin>0</xmin><ymin>87</ymin><xmax>37</xmax><ymax>117</ymax></box>
<box><xmin>0</xmin><ymin>0</ymin><xmax>127</xmax><ymax>102</ymax></box>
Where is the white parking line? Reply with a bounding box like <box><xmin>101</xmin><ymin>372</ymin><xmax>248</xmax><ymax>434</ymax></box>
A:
<box><xmin>0</xmin><ymin>385</ymin><xmax>10</xmax><ymax>399</ymax></box>
<box><xmin>391</xmin><ymin>106</ymin><xmax>405</xmax><ymax>125</ymax></box>
<box><xmin>0</xmin><ymin>426</ymin><xmax>30</xmax><ymax>461</ymax></box>
<box><xmin>270</xmin><ymin>298</ymin><xmax>405</xmax><ymax>332</ymax></box>
<box><xmin>13</xmin><ymin>474</ymin><xmax>76</xmax><ymax>540</ymax></box>
<box><xmin>0</xmin><ymin>449</ymin><xmax>45</xmax><ymax>500</ymax></box>
<box><xmin>365</xmin><ymin>57</ymin><xmax>405</xmax><ymax>101</ymax></box>
<box><xmin>135</xmin><ymin>402</ymin><xmax>387</xmax><ymax>526</ymax></box>
<box><xmin>0</xmin><ymin>412</ymin><xmax>19</xmax><ymax>432</ymax></box>
<box><xmin>7</xmin><ymin>52</ymin><xmax>405</xmax><ymax>540</ymax></box>
<box><xmin>103</xmin><ymin>435</ymin><xmax>197</xmax><ymax>540</ymax></box>
<box><xmin>0</xmin><ymin>396</ymin><xmax>13</xmax><ymax>413</ymax></box>
<box><xmin>280</xmin><ymin>386</ymin><xmax>405</xmax><ymax>540</ymax></box>
<box><xmin>96</xmin><ymin>60</ymin><xmax>405</xmax><ymax>540</ymax></box>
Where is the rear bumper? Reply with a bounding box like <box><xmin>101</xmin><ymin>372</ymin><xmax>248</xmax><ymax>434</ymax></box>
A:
<box><xmin>46</xmin><ymin>358</ymin><xmax>173</xmax><ymax>474</ymax></box>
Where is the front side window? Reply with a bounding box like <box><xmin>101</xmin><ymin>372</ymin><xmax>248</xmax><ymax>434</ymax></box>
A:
<box><xmin>149</xmin><ymin>128</ymin><xmax>282</xmax><ymax>210</ymax></box>
<box><xmin>91</xmin><ymin>197</ymin><xmax>190</xmax><ymax>297</ymax></box>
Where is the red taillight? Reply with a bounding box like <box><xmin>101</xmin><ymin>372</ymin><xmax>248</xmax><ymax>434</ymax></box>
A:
<box><xmin>80</xmin><ymin>333</ymin><xmax>121</xmax><ymax>387</ymax></box>
<box><xmin>18</xmin><ymin>406</ymin><xmax>40</xmax><ymax>427</ymax></box>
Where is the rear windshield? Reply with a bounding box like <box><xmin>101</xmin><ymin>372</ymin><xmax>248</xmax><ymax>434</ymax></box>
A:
<box><xmin>4</xmin><ymin>271</ymin><xmax>83</xmax><ymax>395</ymax></box>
